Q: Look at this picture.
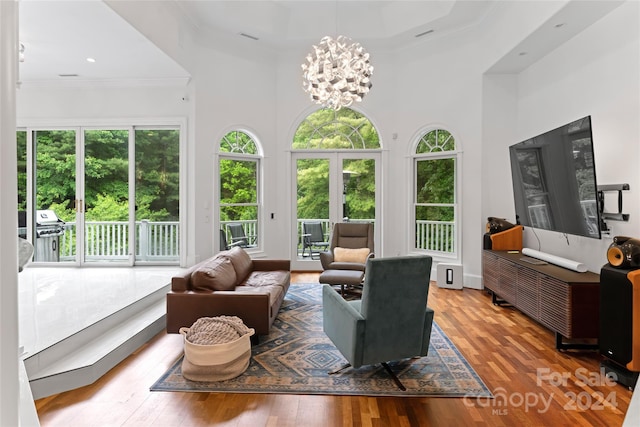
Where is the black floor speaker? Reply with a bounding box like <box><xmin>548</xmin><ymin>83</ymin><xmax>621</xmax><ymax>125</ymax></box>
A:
<box><xmin>599</xmin><ymin>265</ymin><xmax>640</xmax><ymax>389</ymax></box>
<box><xmin>600</xmin><ymin>359</ymin><xmax>638</xmax><ymax>390</ymax></box>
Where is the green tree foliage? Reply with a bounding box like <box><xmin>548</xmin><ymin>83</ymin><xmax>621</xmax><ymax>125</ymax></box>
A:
<box><xmin>295</xmin><ymin>158</ymin><xmax>376</xmax><ymax>221</ymax></box>
<box><xmin>414</xmin><ymin>129</ymin><xmax>456</xmax><ymax>223</ymax></box>
<box><xmin>292</xmin><ymin>108</ymin><xmax>380</xmax><ymax>150</ymax></box>
<box><xmin>343</xmin><ymin>159</ymin><xmax>375</xmax><ymax>220</ymax></box>
<box><xmin>220</xmin><ymin>131</ymin><xmax>258</xmax><ymax>154</ymax></box>
<box><xmin>219</xmin><ymin>158</ymin><xmax>258</xmax><ymax>221</ymax></box>
<box><xmin>135</xmin><ymin>129</ymin><xmax>180</xmax><ymax>221</ymax></box>
<box><xmin>218</xmin><ymin>131</ymin><xmax>259</xmax><ymax>224</ymax></box>
<box><xmin>84</xmin><ymin>130</ymin><xmax>128</xmax><ymax>221</ymax></box>
<box><xmin>296</xmin><ymin>159</ymin><xmax>330</xmax><ymax>219</ymax></box>
<box><xmin>416</xmin><ymin>158</ymin><xmax>455</xmax><ymax>221</ymax></box>
<box><xmin>34</xmin><ymin>130</ymin><xmax>77</xmax><ymax>221</ymax></box>
<box><xmin>293</xmin><ymin>108</ymin><xmax>379</xmax><ymax>220</ymax></box>
<box><xmin>22</xmin><ymin>129</ymin><xmax>179</xmax><ymax>223</ymax></box>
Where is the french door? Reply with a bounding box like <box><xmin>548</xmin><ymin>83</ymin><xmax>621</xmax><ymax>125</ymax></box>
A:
<box><xmin>291</xmin><ymin>152</ymin><xmax>380</xmax><ymax>270</ymax></box>
<box><xmin>21</xmin><ymin>127</ymin><xmax>180</xmax><ymax>265</ymax></box>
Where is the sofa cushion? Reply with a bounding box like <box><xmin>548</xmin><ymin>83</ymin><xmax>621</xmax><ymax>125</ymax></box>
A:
<box><xmin>234</xmin><ymin>284</ymin><xmax>284</xmax><ymax>306</ymax></box>
<box><xmin>223</xmin><ymin>247</ymin><xmax>253</xmax><ymax>283</ymax></box>
<box><xmin>191</xmin><ymin>256</ymin><xmax>237</xmax><ymax>291</ymax></box>
<box><xmin>243</xmin><ymin>270</ymin><xmax>290</xmax><ymax>288</ymax></box>
<box><xmin>333</xmin><ymin>247</ymin><xmax>370</xmax><ymax>264</ymax></box>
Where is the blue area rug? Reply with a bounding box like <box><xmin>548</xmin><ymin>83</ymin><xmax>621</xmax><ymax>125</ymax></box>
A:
<box><xmin>151</xmin><ymin>283</ymin><xmax>492</xmax><ymax>397</ymax></box>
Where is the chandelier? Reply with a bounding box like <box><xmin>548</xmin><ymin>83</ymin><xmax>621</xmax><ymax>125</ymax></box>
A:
<box><xmin>301</xmin><ymin>35</ymin><xmax>373</xmax><ymax>110</ymax></box>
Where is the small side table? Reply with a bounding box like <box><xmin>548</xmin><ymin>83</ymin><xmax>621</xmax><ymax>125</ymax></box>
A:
<box><xmin>319</xmin><ymin>269</ymin><xmax>365</xmax><ymax>297</ymax></box>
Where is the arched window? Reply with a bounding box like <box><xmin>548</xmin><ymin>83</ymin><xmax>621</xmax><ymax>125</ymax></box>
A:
<box><xmin>293</xmin><ymin>108</ymin><xmax>380</xmax><ymax>149</ymax></box>
<box><xmin>218</xmin><ymin>130</ymin><xmax>261</xmax><ymax>251</ymax></box>
<box><xmin>413</xmin><ymin>129</ymin><xmax>459</xmax><ymax>256</ymax></box>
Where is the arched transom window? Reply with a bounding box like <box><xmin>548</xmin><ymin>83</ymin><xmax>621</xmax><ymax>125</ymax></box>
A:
<box><xmin>293</xmin><ymin>108</ymin><xmax>380</xmax><ymax>149</ymax></box>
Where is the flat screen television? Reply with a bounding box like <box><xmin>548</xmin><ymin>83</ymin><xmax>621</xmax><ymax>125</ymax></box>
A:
<box><xmin>509</xmin><ymin>115</ymin><xmax>601</xmax><ymax>239</ymax></box>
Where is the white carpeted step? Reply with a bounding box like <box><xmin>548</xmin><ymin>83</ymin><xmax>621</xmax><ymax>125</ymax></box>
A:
<box><xmin>24</xmin><ymin>284</ymin><xmax>169</xmax><ymax>400</ymax></box>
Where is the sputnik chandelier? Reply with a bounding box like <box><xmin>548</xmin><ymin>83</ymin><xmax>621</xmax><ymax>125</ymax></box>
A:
<box><xmin>301</xmin><ymin>35</ymin><xmax>373</xmax><ymax>110</ymax></box>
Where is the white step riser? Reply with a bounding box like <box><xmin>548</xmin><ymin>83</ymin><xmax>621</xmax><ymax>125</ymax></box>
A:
<box><xmin>28</xmin><ymin>315</ymin><xmax>165</xmax><ymax>400</ymax></box>
<box><xmin>25</xmin><ymin>285</ymin><xmax>169</xmax><ymax>400</ymax></box>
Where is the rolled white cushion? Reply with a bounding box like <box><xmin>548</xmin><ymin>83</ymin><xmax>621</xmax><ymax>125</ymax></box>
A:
<box><xmin>333</xmin><ymin>247</ymin><xmax>370</xmax><ymax>264</ymax></box>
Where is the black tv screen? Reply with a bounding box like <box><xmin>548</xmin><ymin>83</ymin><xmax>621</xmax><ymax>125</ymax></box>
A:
<box><xmin>509</xmin><ymin>116</ymin><xmax>601</xmax><ymax>239</ymax></box>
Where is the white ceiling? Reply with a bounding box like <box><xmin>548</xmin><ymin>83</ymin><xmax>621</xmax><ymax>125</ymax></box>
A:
<box><xmin>18</xmin><ymin>0</ymin><xmax>190</xmax><ymax>85</ymax></box>
<box><xmin>17</xmin><ymin>0</ymin><xmax>625</xmax><ymax>85</ymax></box>
<box><xmin>176</xmin><ymin>0</ymin><xmax>495</xmax><ymax>49</ymax></box>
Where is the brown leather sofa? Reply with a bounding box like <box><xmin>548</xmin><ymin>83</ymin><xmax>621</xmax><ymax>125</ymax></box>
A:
<box><xmin>166</xmin><ymin>247</ymin><xmax>290</xmax><ymax>336</ymax></box>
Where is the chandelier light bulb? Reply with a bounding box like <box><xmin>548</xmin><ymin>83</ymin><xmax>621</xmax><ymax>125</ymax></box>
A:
<box><xmin>301</xmin><ymin>35</ymin><xmax>373</xmax><ymax>110</ymax></box>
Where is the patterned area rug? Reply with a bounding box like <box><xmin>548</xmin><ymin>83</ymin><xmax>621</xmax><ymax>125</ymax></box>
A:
<box><xmin>151</xmin><ymin>283</ymin><xmax>492</xmax><ymax>397</ymax></box>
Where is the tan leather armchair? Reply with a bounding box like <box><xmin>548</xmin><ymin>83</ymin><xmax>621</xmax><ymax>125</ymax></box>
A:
<box><xmin>319</xmin><ymin>222</ymin><xmax>374</xmax><ymax>272</ymax></box>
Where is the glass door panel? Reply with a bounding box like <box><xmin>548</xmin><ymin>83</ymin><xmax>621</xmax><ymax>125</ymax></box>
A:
<box><xmin>33</xmin><ymin>130</ymin><xmax>77</xmax><ymax>263</ymax></box>
<box><xmin>135</xmin><ymin>129</ymin><xmax>180</xmax><ymax>262</ymax></box>
<box><xmin>17</xmin><ymin>131</ymin><xmax>27</xmax><ymax>239</ymax></box>
<box><xmin>22</xmin><ymin>127</ymin><xmax>181</xmax><ymax>266</ymax></box>
<box><xmin>219</xmin><ymin>158</ymin><xmax>259</xmax><ymax>249</ymax></box>
<box><xmin>83</xmin><ymin>130</ymin><xmax>129</xmax><ymax>263</ymax></box>
<box><xmin>296</xmin><ymin>158</ymin><xmax>330</xmax><ymax>259</ymax></box>
<box><xmin>293</xmin><ymin>153</ymin><xmax>379</xmax><ymax>269</ymax></box>
<box><xmin>342</xmin><ymin>158</ymin><xmax>376</xmax><ymax>223</ymax></box>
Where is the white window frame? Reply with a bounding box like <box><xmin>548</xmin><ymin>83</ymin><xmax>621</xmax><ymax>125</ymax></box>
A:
<box><xmin>411</xmin><ymin>128</ymin><xmax>461</xmax><ymax>260</ymax></box>
<box><xmin>217</xmin><ymin>129</ymin><xmax>263</xmax><ymax>253</ymax></box>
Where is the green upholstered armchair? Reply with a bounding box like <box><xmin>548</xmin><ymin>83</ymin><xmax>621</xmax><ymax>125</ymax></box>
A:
<box><xmin>322</xmin><ymin>255</ymin><xmax>434</xmax><ymax>390</ymax></box>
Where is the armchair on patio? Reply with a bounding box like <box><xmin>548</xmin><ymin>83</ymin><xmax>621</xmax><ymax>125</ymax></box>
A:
<box><xmin>302</xmin><ymin>221</ymin><xmax>330</xmax><ymax>259</ymax></box>
<box><xmin>319</xmin><ymin>222</ymin><xmax>374</xmax><ymax>272</ymax></box>
<box><xmin>322</xmin><ymin>255</ymin><xmax>434</xmax><ymax>390</ymax></box>
<box><xmin>227</xmin><ymin>223</ymin><xmax>257</xmax><ymax>249</ymax></box>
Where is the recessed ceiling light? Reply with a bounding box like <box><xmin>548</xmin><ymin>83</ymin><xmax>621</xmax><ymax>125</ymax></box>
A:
<box><xmin>239</xmin><ymin>33</ymin><xmax>259</xmax><ymax>41</ymax></box>
<box><xmin>86</xmin><ymin>57</ymin><xmax>96</xmax><ymax>63</ymax></box>
<box><xmin>415</xmin><ymin>29</ymin><xmax>434</xmax><ymax>38</ymax></box>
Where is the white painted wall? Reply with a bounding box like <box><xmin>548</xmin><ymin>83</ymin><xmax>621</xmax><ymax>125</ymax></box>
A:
<box><xmin>17</xmin><ymin>84</ymin><xmax>189</xmax><ymax>120</ymax></box>
<box><xmin>0</xmin><ymin>3</ymin><xmax>20</xmax><ymax>426</ymax></box>
<box><xmin>482</xmin><ymin>1</ymin><xmax>640</xmax><ymax>273</ymax></box>
<box><xmin>191</xmin><ymin>46</ymin><xmax>277</xmax><ymax>261</ymax></box>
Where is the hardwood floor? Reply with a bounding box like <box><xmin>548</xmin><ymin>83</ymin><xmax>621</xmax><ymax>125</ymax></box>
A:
<box><xmin>35</xmin><ymin>272</ymin><xmax>632</xmax><ymax>426</ymax></box>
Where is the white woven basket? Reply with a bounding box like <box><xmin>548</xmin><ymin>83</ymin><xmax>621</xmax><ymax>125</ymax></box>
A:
<box><xmin>179</xmin><ymin>316</ymin><xmax>255</xmax><ymax>381</ymax></box>
<box><xmin>180</xmin><ymin>327</ymin><xmax>254</xmax><ymax>366</ymax></box>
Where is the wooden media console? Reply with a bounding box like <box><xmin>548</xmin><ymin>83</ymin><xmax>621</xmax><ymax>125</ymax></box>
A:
<box><xmin>482</xmin><ymin>250</ymin><xmax>600</xmax><ymax>350</ymax></box>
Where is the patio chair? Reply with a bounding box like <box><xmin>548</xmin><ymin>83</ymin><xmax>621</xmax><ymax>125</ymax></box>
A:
<box><xmin>302</xmin><ymin>221</ymin><xmax>330</xmax><ymax>259</ymax></box>
<box><xmin>220</xmin><ymin>229</ymin><xmax>242</xmax><ymax>251</ymax></box>
<box><xmin>227</xmin><ymin>223</ymin><xmax>257</xmax><ymax>248</ymax></box>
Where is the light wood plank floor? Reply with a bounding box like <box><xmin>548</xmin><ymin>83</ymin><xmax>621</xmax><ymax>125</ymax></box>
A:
<box><xmin>35</xmin><ymin>272</ymin><xmax>632</xmax><ymax>426</ymax></box>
